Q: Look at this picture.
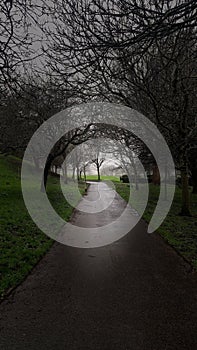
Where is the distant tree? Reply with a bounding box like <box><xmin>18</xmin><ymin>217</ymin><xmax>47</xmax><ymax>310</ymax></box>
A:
<box><xmin>41</xmin><ymin>124</ymin><xmax>97</xmax><ymax>190</ymax></box>
<box><xmin>91</xmin><ymin>156</ymin><xmax>105</xmax><ymax>182</ymax></box>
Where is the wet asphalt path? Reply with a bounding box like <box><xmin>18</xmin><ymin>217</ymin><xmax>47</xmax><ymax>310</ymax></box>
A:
<box><xmin>0</xmin><ymin>182</ymin><xmax>196</xmax><ymax>350</ymax></box>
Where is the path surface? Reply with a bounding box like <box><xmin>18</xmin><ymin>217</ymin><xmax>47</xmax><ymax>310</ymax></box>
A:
<box><xmin>0</xmin><ymin>182</ymin><xmax>197</xmax><ymax>350</ymax></box>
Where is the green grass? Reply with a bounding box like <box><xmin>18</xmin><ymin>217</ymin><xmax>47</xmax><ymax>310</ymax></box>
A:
<box><xmin>1</xmin><ymin>163</ymin><xmax>196</xmax><ymax>298</ymax></box>
<box><xmin>0</xmin><ymin>155</ymin><xmax>85</xmax><ymax>299</ymax></box>
<box><xmin>83</xmin><ymin>174</ymin><xmax>120</xmax><ymax>182</ymax></box>
<box><xmin>114</xmin><ymin>182</ymin><xmax>197</xmax><ymax>269</ymax></box>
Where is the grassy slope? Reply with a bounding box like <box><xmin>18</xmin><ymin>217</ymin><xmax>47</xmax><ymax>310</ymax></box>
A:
<box><xmin>0</xmin><ymin>155</ymin><xmax>85</xmax><ymax>299</ymax></box>
<box><xmin>115</xmin><ymin>182</ymin><xmax>197</xmax><ymax>269</ymax></box>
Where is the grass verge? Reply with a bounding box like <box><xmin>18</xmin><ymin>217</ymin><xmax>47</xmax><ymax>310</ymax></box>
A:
<box><xmin>0</xmin><ymin>155</ymin><xmax>85</xmax><ymax>299</ymax></box>
<box><xmin>114</xmin><ymin>182</ymin><xmax>197</xmax><ymax>270</ymax></box>
<box><xmin>82</xmin><ymin>175</ymin><xmax>120</xmax><ymax>182</ymax></box>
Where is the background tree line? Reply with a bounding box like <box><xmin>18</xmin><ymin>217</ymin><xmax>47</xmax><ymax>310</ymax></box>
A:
<box><xmin>0</xmin><ymin>0</ymin><xmax>196</xmax><ymax>215</ymax></box>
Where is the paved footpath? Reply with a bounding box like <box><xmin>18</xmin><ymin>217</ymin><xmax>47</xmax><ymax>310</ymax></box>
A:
<box><xmin>0</xmin><ymin>182</ymin><xmax>196</xmax><ymax>350</ymax></box>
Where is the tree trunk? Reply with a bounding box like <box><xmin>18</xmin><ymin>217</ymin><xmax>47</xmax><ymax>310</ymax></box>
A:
<box><xmin>152</xmin><ymin>164</ymin><xmax>160</xmax><ymax>185</ymax></box>
<box><xmin>64</xmin><ymin>164</ymin><xmax>68</xmax><ymax>183</ymax></box>
<box><xmin>192</xmin><ymin>180</ymin><xmax>197</xmax><ymax>194</ymax></box>
<box><xmin>77</xmin><ymin>165</ymin><xmax>80</xmax><ymax>182</ymax></box>
<box><xmin>179</xmin><ymin>168</ymin><xmax>191</xmax><ymax>216</ymax></box>
<box><xmin>128</xmin><ymin>153</ymin><xmax>139</xmax><ymax>190</ymax></box>
<box><xmin>97</xmin><ymin>163</ymin><xmax>100</xmax><ymax>181</ymax></box>
<box><xmin>83</xmin><ymin>166</ymin><xmax>86</xmax><ymax>182</ymax></box>
<box><xmin>72</xmin><ymin>167</ymin><xmax>75</xmax><ymax>181</ymax></box>
<box><xmin>41</xmin><ymin>155</ymin><xmax>53</xmax><ymax>192</ymax></box>
<box><xmin>164</xmin><ymin>164</ymin><xmax>167</xmax><ymax>200</ymax></box>
<box><xmin>191</xmin><ymin>166</ymin><xmax>197</xmax><ymax>194</ymax></box>
<box><xmin>33</xmin><ymin>156</ymin><xmax>40</xmax><ymax>171</ymax></box>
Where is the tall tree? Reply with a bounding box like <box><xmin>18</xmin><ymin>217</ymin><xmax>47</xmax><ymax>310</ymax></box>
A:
<box><xmin>40</xmin><ymin>0</ymin><xmax>197</xmax><ymax>215</ymax></box>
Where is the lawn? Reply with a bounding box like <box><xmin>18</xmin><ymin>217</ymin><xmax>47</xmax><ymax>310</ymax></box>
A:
<box><xmin>1</xmin><ymin>161</ymin><xmax>196</xmax><ymax>298</ymax></box>
<box><xmin>0</xmin><ymin>155</ymin><xmax>85</xmax><ymax>299</ymax></box>
<box><xmin>114</xmin><ymin>182</ymin><xmax>197</xmax><ymax>270</ymax></box>
<box><xmin>83</xmin><ymin>174</ymin><xmax>120</xmax><ymax>182</ymax></box>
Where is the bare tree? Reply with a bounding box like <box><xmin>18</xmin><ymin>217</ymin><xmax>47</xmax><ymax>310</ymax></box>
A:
<box><xmin>0</xmin><ymin>0</ymin><xmax>42</xmax><ymax>93</ymax></box>
<box><xmin>41</xmin><ymin>0</ymin><xmax>197</xmax><ymax>96</ymax></box>
<box><xmin>40</xmin><ymin>0</ymin><xmax>196</xmax><ymax>215</ymax></box>
<box><xmin>91</xmin><ymin>156</ymin><xmax>105</xmax><ymax>181</ymax></box>
<box><xmin>0</xmin><ymin>77</ymin><xmax>69</xmax><ymax>156</ymax></box>
<box><xmin>122</xmin><ymin>29</ymin><xmax>197</xmax><ymax>215</ymax></box>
